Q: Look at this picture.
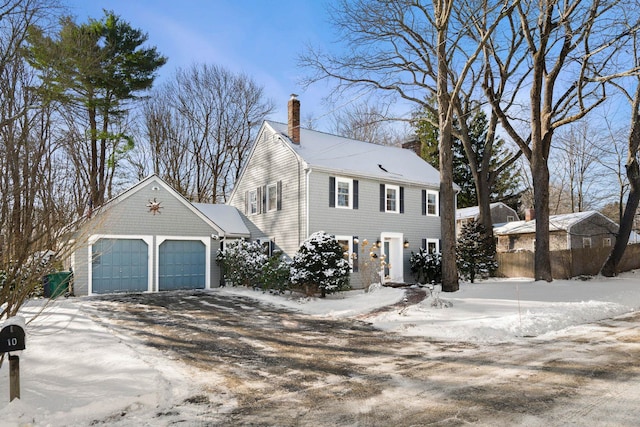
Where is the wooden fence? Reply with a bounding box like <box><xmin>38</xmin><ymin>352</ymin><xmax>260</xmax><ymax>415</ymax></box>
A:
<box><xmin>496</xmin><ymin>243</ymin><xmax>640</xmax><ymax>279</ymax></box>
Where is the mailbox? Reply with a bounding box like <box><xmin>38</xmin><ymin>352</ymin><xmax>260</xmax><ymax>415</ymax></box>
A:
<box><xmin>0</xmin><ymin>324</ymin><xmax>25</xmax><ymax>353</ymax></box>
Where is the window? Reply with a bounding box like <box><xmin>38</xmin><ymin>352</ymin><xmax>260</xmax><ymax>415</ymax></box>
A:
<box><xmin>248</xmin><ymin>190</ymin><xmax>258</xmax><ymax>215</ymax></box>
<box><xmin>266</xmin><ymin>183</ymin><xmax>277</xmax><ymax>212</ymax></box>
<box><xmin>507</xmin><ymin>215</ymin><xmax>515</xmax><ymax>222</ymax></box>
<box><xmin>336</xmin><ymin>235</ymin><xmax>354</xmax><ymax>270</ymax></box>
<box><xmin>385</xmin><ymin>184</ymin><xmax>399</xmax><ymax>213</ymax></box>
<box><xmin>337</xmin><ymin>178</ymin><xmax>352</xmax><ymax>208</ymax></box>
<box><xmin>603</xmin><ymin>237</ymin><xmax>612</xmax><ymax>247</ymax></box>
<box><xmin>583</xmin><ymin>237</ymin><xmax>592</xmax><ymax>248</ymax></box>
<box><xmin>330</xmin><ymin>177</ymin><xmax>358</xmax><ymax>209</ymax></box>
<box><xmin>422</xmin><ymin>238</ymin><xmax>440</xmax><ymax>254</ymax></box>
<box><xmin>427</xmin><ymin>191</ymin><xmax>438</xmax><ymax>216</ymax></box>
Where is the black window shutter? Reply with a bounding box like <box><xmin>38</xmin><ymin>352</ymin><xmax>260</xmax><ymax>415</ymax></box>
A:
<box><xmin>352</xmin><ymin>236</ymin><xmax>359</xmax><ymax>272</ymax></box>
<box><xmin>400</xmin><ymin>186</ymin><xmax>405</xmax><ymax>214</ymax></box>
<box><xmin>262</xmin><ymin>185</ymin><xmax>267</xmax><ymax>213</ymax></box>
<box><xmin>422</xmin><ymin>190</ymin><xmax>427</xmax><ymax>215</ymax></box>
<box><xmin>329</xmin><ymin>177</ymin><xmax>336</xmax><ymax>207</ymax></box>
<box><xmin>270</xmin><ymin>240</ymin><xmax>275</xmax><ymax>256</ymax></box>
<box><xmin>380</xmin><ymin>184</ymin><xmax>385</xmax><ymax>212</ymax></box>
<box><xmin>277</xmin><ymin>180</ymin><xmax>282</xmax><ymax>210</ymax></box>
<box><xmin>353</xmin><ymin>180</ymin><xmax>359</xmax><ymax>209</ymax></box>
<box><xmin>422</xmin><ymin>238</ymin><xmax>427</xmax><ymax>250</ymax></box>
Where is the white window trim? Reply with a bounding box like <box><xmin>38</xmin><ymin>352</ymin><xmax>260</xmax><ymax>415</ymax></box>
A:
<box><xmin>507</xmin><ymin>215</ymin><xmax>515</xmax><ymax>222</ymax></box>
<box><xmin>426</xmin><ymin>238</ymin><xmax>440</xmax><ymax>254</ymax></box>
<box><xmin>249</xmin><ymin>189</ymin><xmax>258</xmax><ymax>215</ymax></box>
<box><xmin>335</xmin><ymin>235</ymin><xmax>354</xmax><ymax>271</ymax></box>
<box><xmin>266</xmin><ymin>183</ymin><xmax>278</xmax><ymax>212</ymax></box>
<box><xmin>583</xmin><ymin>237</ymin><xmax>592</xmax><ymax>248</ymax></box>
<box><xmin>385</xmin><ymin>184</ymin><xmax>400</xmax><ymax>213</ymax></box>
<box><xmin>426</xmin><ymin>190</ymin><xmax>439</xmax><ymax>216</ymax></box>
<box><xmin>335</xmin><ymin>177</ymin><xmax>353</xmax><ymax>209</ymax></box>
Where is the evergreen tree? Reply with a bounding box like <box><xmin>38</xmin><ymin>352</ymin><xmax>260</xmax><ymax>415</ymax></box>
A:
<box><xmin>290</xmin><ymin>231</ymin><xmax>350</xmax><ymax>297</ymax></box>
<box><xmin>456</xmin><ymin>220</ymin><xmax>498</xmax><ymax>283</ymax></box>
<box><xmin>414</xmin><ymin>108</ymin><xmax>521</xmax><ymax>210</ymax></box>
<box><xmin>27</xmin><ymin>11</ymin><xmax>167</xmax><ymax>209</ymax></box>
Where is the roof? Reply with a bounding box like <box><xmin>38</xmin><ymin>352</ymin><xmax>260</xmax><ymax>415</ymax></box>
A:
<box><xmin>494</xmin><ymin>211</ymin><xmax>603</xmax><ymax>235</ymax></box>
<box><xmin>455</xmin><ymin>202</ymin><xmax>508</xmax><ymax>221</ymax></box>
<box><xmin>266</xmin><ymin>121</ymin><xmax>445</xmax><ymax>188</ymax></box>
<box><xmin>193</xmin><ymin>203</ymin><xmax>250</xmax><ymax>238</ymax></box>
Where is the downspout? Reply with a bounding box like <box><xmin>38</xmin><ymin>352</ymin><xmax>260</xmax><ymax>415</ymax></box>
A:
<box><xmin>305</xmin><ymin>166</ymin><xmax>312</xmax><ymax>244</ymax></box>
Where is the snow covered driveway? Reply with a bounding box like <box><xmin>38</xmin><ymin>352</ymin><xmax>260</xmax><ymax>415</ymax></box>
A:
<box><xmin>86</xmin><ymin>289</ymin><xmax>640</xmax><ymax>426</ymax></box>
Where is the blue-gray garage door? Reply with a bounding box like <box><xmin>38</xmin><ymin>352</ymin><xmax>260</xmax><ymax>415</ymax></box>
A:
<box><xmin>92</xmin><ymin>238</ymin><xmax>149</xmax><ymax>294</ymax></box>
<box><xmin>159</xmin><ymin>240</ymin><xmax>206</xmax><ymax>291</ymax></box>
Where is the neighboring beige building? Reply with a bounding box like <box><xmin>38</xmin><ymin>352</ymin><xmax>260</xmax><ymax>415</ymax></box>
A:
<box><xmin>494</xmin><ymin>210</ymin><xmax>618</xmax><ymax>252</ymax></box>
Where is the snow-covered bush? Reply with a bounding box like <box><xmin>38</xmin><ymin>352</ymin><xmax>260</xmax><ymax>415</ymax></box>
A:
<box><xmin>290</xmin><ymin>231</ymin><xmax>350</xmax><ymax>297</ymax></box>
<box><xmin>456</xmin><ymin>219</ymin><xmax>497</xmax><ymax>283</ymax></box>
<box><xmin>259</xmin><ymin>253</ymin><xmax>291</xmax><ymax>294</ymax></box>
<box><xmin>216</xmin><ymin>239</ymin><xmax>268</xmax><ymax>287</ymax></box>
<box><xmin>409</xmin><ymin>248</ymin><xmax>442</xmax><ymax>284</ymax></box>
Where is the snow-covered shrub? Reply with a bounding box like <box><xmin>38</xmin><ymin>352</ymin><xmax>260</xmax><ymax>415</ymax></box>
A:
<box><xmin>409</xmin><ymin>248</ymin><xmax>442</xmax><ymax>284</ymax></box>
<box><xmin>259</xmin><ymin>253</ymin><xmax>291</xmax><ymax>293</ymax></box>
<box><xmin>216</xmin><ymin>239</ymin><xmax>268</xmax><ymax>287</ymax></box>
<box><xmin>290</xmin><ymin>231</ymin><xmax>350</xmax><ymax>297</ymax></box>
<box><xmin>456</xmin><ymin>220</ymin><xmax>497</xmax><ymax>283</ymax></box>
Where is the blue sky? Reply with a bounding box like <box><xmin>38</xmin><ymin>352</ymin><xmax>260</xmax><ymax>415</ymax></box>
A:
<box><xmin>64</xmin><ymin>0</ymin><xmax>337</xmax><ymax>127</ymax></box>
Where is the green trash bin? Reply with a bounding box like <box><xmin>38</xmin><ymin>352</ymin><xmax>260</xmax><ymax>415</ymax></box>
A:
<box><xmin>44</xmin><ymin>272</ymin><xmax>72</xmax><ymax>298</ymax></box>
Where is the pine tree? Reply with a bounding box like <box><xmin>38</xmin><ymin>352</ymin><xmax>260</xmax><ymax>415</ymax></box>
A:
<box><xmin>290</xmin><ymin>231</ymin><xmax>350</xmax><ymax>297</ymax></box>
<box><xmin>414</xmin><ymin>108</ymin><xmax>521</xmax><ymax>210</ymax></box>
<box><xmin>456</xmin><ymin>220</ymin><xmax>498</xmax><ymax>283</ymax></box>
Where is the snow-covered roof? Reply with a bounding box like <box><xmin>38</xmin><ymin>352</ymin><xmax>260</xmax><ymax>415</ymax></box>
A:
<box><xmin>193</xmin><ymin>203</ymin><xmax>250</xmax><ymax>238</ymax></box>
<box><xmin>455</xmin><ymin>203</ymin><xmax>508</xmax><ymax>221</ymax></box>
<box><xmin>494</xmin><ymin>210</ymin><xmax>603</xmax><ymax>235</ymax></box>
<box><xmin>267</xmin><ymin>121</ymin><xmax>444</xmax><ymax>188</ymax></box>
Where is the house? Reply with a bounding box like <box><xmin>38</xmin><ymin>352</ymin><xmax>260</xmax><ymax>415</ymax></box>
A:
<box><xmin>68</xmin><ymin>175</ymin><xmax>249</xmax><ymax>295</ymax></box>
<box><xmin>227</xmin><ymin>95</ymin><xmax>444</xmax><ymax>286</ymax></box>
<box><xmin>494</xmin><ymin>210</ymin><xmax>618</xmax><ymax>252</ymax></box>
<box><xmin>455</xmin><ymin>202</ymin><xmax>519</xmax><ymax>236</ymax></box>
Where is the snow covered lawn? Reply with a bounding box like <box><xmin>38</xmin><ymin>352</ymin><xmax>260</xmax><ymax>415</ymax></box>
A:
<box><xmin>1</xmin><ymin>272</ymin><xmax>640</xmax><ymax>426</ymax></box>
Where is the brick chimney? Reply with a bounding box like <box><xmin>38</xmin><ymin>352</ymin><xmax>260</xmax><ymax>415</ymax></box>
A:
<box><xmin>288</xmin><ymin>94</ymin><xmax>300</xmax><ymax>144</ymax></box>
<box><xmin>525</xmin><ymin>208</ymin><xmax>535</xmax><ymax>221</ymax></box>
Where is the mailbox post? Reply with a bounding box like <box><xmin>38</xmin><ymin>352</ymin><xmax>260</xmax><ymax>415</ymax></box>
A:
<box><xmin>1</xmin><ymin>317</ymin><xmax>26</xmax><ymax>401</ymax></box>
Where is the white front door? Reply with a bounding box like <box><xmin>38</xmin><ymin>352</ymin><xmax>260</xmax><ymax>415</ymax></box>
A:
<box><xmin>381</xmin><ymin>232</ymin><xmax>403</xmax><ymax>283</ymax></box>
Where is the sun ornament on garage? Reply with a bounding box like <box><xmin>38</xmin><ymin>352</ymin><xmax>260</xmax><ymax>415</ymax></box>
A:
<box><xmin>146</xmin><ymin>198</ymin><xmax>163</xmax><ymax>215</ymax></box>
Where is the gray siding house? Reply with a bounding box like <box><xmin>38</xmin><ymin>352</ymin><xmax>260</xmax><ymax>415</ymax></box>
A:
<box><xmin>228</xmin><ymin>96</ymin><xmax>443</xmax><ymax>286</ymax></box>
<box><xmin>68</xmin><ymin>175</ymin><xmax>249</xmax><ymax>295</ymax></box>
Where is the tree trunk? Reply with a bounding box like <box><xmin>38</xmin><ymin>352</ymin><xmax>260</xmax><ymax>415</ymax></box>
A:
<box><xmin>532</xmin><ymin>152</ymin><xmax>553</xmax><ymax>281</ymax></box>
<box><xmin>436</xmin><ymin>0</ymin><xmax>459</xmax><ymax>292</ymax></box>
<box><xmin>601</xmin><ymin>161</ymin><xmax>640</xmax><ymax>276</ymax></box>
<box><xmin>601</xmin><ymin>91</ymin><xmax>640</xmax><ymax>276</ymax></box>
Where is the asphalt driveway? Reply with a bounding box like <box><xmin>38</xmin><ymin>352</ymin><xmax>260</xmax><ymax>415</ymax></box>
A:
<box><xmin>88</xmin><ymin>289</ymin><xmax>640</xmax><ymax>426</ymax></box>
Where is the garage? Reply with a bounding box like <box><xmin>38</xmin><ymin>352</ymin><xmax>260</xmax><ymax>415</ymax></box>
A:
<box><xmin>158</xmin><ymin>239</ymin><xmax>206</xmax><ymax>291</ymax></box>
<box><xmin>91</xmin><ymin>238</ymin><xmax>150</xmax><ymax>294</ymax></box>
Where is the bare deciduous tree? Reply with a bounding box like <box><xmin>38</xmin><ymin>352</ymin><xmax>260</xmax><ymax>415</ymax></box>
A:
<box><xmin>300</xmin><ymin>0</ymin><xmax>517</xmax><ymax>291</ymax></box>
<box><xmin>601</xmin><ymin>30</ymin><xmax>640</xmax><ymax>276</ymax></box>
<box><xmin>480</xmin><ymin>0</ymin><xmax>640</xmax><ymax>281</ymax></box>
<box><xmin>145</xmin><ymin>63</ymin><xmax>274</xmax><ymax>203</ymax></box>
<box><xmin>330</xmin><ymin>101</ymin><xmax>404</xmax><ymax>146</ymax></box>
<box><xmin>0</xmin><ymin>0</ymin><xmax>73</xmax><ymax>334</ymax></box>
